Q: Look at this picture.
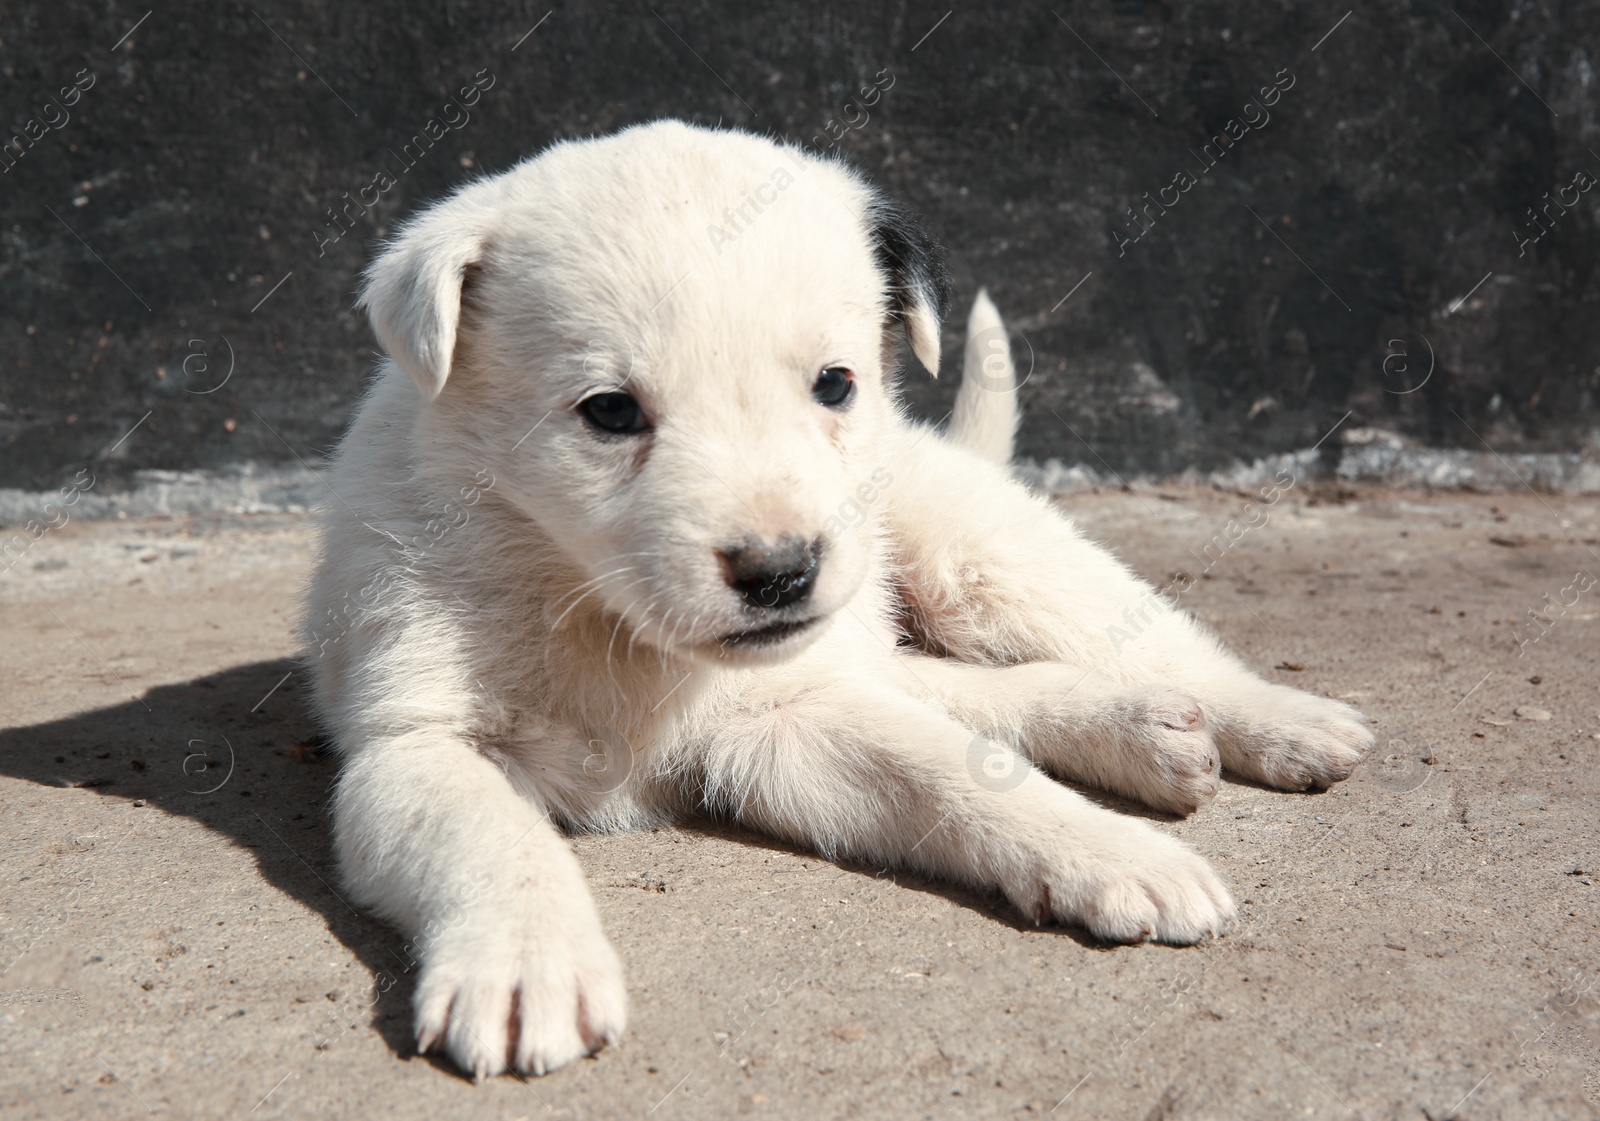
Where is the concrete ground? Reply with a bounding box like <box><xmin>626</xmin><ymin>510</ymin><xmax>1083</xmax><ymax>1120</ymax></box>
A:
<box><xmin>1</xmin><ymin>483</ymin><xmax>1597</xmax><ymax>1120</ymax></box>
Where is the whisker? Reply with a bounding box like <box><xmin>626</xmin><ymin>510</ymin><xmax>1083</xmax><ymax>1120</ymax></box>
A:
<box><xmin>605</xmin><ymin>609</ymin><xmax>630</xmax><ymax>687</ymax></box>
<box><xmin>551</xmin><ymin>550</ymin><xmax>663</xmax><ymax>598</ymax></box>
<box><xmin>550</xmin><ymin>566</ymin><xmax>640</xmax><ymax>631</ymax></box>
<box><xmin>627</xmin><ymin>593</ymin><xmax>662</xmax><ymax>662</ymax></box>
<box><xmin>658</xmin><ymin>613</ymin><xmax>677</xmax><ymax>670</ymax></box>
<box><xmin>549</xmin><ymin>556</ymin><xmax>656</xmax><ymax>611</ymax></box>
<box><xmin>663</xmin><ymin>606</ymin><xmax>703</xmax><ymax>669</ymax></box>
<box><xmin>650</xmin><ymin>608</ymin><xmax>678</xmax><ymax>668</ymax></box>
<box><xmin>690</xmin><ymin>608</ymin><xmax>709</xmax><ymax>648</ymax></box>
<box><xmin>599</xmin><ymin>574</ymin><xmax>657</xmax><ymax>624</ymax></box>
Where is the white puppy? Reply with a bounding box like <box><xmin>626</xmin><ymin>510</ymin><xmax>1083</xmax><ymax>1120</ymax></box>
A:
<box><xmin>303</xmin><ymin>120</ymin><xmax>1373</xmax><ymax>1079</ymax></box>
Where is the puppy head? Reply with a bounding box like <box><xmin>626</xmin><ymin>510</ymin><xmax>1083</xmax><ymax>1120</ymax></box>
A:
<box><xmin>361</xmin><ymin>121</ymin><xmax>949</xmax><ymax>665</ymax></box>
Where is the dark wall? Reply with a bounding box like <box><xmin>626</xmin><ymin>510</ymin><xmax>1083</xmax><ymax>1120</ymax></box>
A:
<box><xmin>2</xmin><ymin>1</ymin><xmax>1597</xmax><ymax>491</ymax></box>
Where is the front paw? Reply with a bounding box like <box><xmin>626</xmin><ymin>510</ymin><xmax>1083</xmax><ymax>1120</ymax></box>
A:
<box><xmin>1122</xmin><ymin>687</ymin><xmax>1221</xmax><ymax>815</ymax></box>
<box><xmin>413</xmin><ymin>905</ymin><xmax>627</xmax><ymax>1079</ymax></box>
<box><xmin>1033</xmin><ymin>685</ymin><xmax>1221</xmax><ymax>816</ymax></box>
<box><xmin>1219</xmin><ymin>685</ymin><xmax>1374</xmax><ymax>791</ymax></box>
<box><xmin>1013</xmin><ymin>820</ymin><xmax>1236</xmax><ymax>945</ymax></box>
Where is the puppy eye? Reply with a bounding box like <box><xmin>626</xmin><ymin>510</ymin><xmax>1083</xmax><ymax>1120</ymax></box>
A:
<box><xmin>577</xmin><ymin>392</ymin><xmax>649</xmax><ymax>435</ymax></box>
<box><xmin>812</xmin><ymin>367</ymin><xmax>855</xmax><ymax>408</ymax></box>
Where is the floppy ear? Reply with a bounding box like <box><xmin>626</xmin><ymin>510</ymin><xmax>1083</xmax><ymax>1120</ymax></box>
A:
<box><xmin>867</xmin><ymin>194</ymin><xmax>950</xmax><ymax>376</ymax></box>
<box><xmin>358</xmin><ymin>210</ymin><xmax>489</xmax><ymax>401</ymax></box>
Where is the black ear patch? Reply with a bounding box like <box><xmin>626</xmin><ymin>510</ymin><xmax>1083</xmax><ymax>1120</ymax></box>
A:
<box><xmin>866</xmin><ymin>192</ymin><xmax>951</xmax><ymax>345</ymax></box>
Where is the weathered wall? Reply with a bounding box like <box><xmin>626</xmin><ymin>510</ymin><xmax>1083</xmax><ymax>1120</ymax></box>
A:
<box><xmin>2</xmin><ymin>1</ymin><xmax>1597</xmax><ymax>492</ymax></box>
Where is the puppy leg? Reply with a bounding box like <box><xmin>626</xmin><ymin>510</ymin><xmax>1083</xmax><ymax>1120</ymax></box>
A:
<box><xmin>1154</xmin><ymin>654</ymin><xmax>1377</xmax><ymax>791</ymax></box>
<box><xmin>334</xmin><ymin>733</ymin><xmax>626</xmax><ymax>1079</ymax></box>
<box><xmin>882</xmin><ymin>433</ymin><xmax>1372</xmax><ymax>790</ymax></box>
<box><xmin>892</xmin><ymin>655</ymin><xmax>1221</xmax><ymax>816</ymax></box>
<box><xmin>704</xmin><ymin>675</ymin><xmax>1234</xmax><ymax>944</ymax></box>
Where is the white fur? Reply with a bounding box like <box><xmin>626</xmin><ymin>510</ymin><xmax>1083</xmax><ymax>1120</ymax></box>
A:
<box><xmin>303</xmin><ymin>120</ymin><xmax>1374</xmax><ymax>1080</ymax></box>
<box><xmin>947</xmin><ymin>289</ymin><xmax>1017</xmax><ymax>464</ymax></box>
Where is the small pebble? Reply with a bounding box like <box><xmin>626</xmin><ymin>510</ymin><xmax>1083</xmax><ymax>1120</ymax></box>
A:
<box><xmin>1514</xmin><ymin>706</ymin><xmax>1552</xmax><ymax>722</ymax></box>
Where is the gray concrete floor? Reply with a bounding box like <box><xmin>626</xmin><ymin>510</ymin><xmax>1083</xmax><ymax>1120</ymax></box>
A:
<box><xmin>1</xmin><ymin>484</ymin><xmax>1597</xmax><ymax>1120</ymax></box>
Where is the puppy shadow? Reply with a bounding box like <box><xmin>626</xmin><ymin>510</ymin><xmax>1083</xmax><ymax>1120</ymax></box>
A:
<box><xmin>679</xmin><ymin>816</ymin><xmax>1114</xmax><ymax>950</ymax></box>
<box><xmin>1051</xmin><ymin>768</ymin><xmax>1336</xmax><ymax>812</ymax></box>
<box><xmin>680</xmin><ymin>771</ymin><xmax>1267</xmax><ymax>953</ymax></box>
<box><xmin>0</xmin><ymin>658</ymin><xmax>1234</xmax><ymax>1078</ymax></box>
<box><xmin>0</xmin><ymin>657</ymin><xmax>421</xmax><ymax>1064</ymax></box>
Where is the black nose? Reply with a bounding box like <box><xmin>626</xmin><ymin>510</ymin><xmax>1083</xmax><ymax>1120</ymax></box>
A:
<box><xmin>718</xmin><ymin>536</ymin><xmax>822</xmax><ymax>610</ymax></box>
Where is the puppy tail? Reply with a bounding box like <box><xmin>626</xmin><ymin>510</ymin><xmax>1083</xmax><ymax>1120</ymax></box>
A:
<box><xmin>947</xmin><ymin>289</ymin><xmax>1019</xmax><ymax>464</ymax></box>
